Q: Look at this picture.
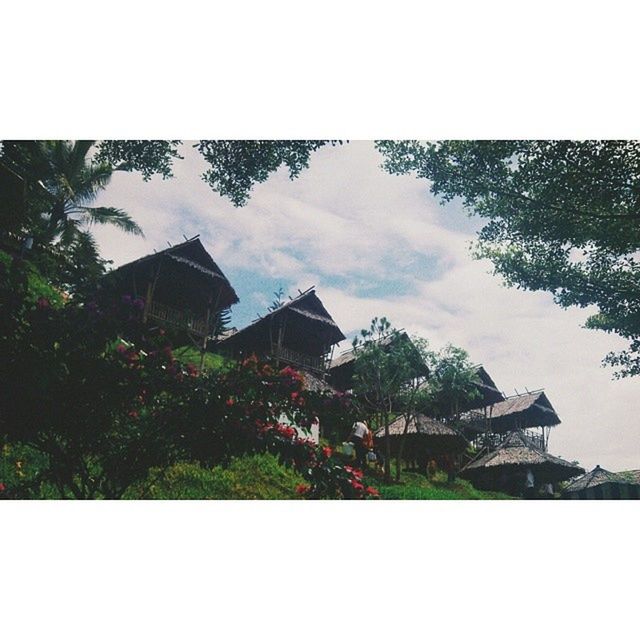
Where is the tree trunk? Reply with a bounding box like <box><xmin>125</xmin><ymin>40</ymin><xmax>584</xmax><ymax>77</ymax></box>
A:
<box><xmin>384</xmin><ymin>415</ymin><xmax>391</xmax><ymax>484</ymax></box>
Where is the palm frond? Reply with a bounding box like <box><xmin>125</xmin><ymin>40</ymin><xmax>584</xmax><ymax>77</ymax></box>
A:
<box><xmin>81</xmin><ymin>207</ymin><xmax>144</xmax><ymax>236</ymax></box>
<box><xmin>72</xmin><ymin>162</ymin><xmax>114</xmax><ymax>205</ymax></box>
<box><xmin>58</xmin><ymin>217</ymin><xmax>81</xmax><ymax>246</ymax></box>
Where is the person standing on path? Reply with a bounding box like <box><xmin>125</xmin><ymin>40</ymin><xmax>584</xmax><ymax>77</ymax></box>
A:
<box><xmin>349</xmin><ymin>421</ymin><xmax>370</xmax><ymax>470</ymax></box>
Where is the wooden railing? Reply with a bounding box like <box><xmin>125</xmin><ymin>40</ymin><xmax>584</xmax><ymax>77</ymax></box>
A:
<box><xmin>146</xmin><ymin>299</ymin><xmax>210</xmax><ymax>338</ymax></box>
<box><xmin>271</xmin><ymin>344</ymin><xmax>326</xmax><ymax>372</ymax></box>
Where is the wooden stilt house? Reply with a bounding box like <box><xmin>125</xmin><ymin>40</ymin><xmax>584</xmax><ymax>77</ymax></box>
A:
<box><xmin>460</xmin><ymin>430</ymin><xmax>584</xmax><ymax>495</ymax></box>
<box><xmin>461</xmin><ymin>389</ymin><xmax>560</xmax><ymax>452</ymax></box>
<box><xmin>216</xmin><ymin>287</ymin><xmax>345</xmax><ymax>376</ymax></box>
<box><xmin>103</xmin><ymin>236</ymin><xmax>238</xmax><ymax>348</ymax></box>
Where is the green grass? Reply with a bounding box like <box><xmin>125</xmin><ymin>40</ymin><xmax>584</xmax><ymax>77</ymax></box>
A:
<box><xmin>366</xmin><ymin>469</ymin><xmax>513</xmax><ymax>500</ymax></box>
<box><xmin>172</xmin><ymin>346</ymin><xmax>230</xmax><ymax>372</ymax></box>
<box><xmin>124</xmin><ymin>453</ymin><xmax>305</xmax><ymax>500</ymax></box>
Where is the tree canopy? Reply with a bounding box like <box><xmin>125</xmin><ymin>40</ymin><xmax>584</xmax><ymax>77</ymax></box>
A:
<box><xmin>377</xmin><ymin>140</ymin><xmax>640</xmax><ymax>377</ymax></box>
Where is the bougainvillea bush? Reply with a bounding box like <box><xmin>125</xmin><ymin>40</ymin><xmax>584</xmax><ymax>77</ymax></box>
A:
<box><xmin>0</xmin><ymin>258</ymin><xmax>377</xmax><ymax>499</ymax></box>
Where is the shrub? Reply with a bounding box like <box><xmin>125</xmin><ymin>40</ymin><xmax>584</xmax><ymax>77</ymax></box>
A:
<box><xmin>0</xmin><ymin>262</ymin><xmax>379</xmax><ymax>500</ymax></box>
<box><xmin>124</xmin><ymin>454</ymin><xmax>305</xmax><ymax>500</ymax></box>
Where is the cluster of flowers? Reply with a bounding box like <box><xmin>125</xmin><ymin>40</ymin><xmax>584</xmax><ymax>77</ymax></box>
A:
<box><xmin>257</xmin><ymin>420</ymin><xmax>379</xmax><ymax>499</ymax></box>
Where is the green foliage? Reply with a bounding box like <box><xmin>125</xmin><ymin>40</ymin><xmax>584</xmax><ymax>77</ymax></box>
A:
<box><xmin>376</xmin><ymin>140</ymin><xmax>640</xmax><ymax>377</ymax></box>
<box><xmin>124</xmin><ymin>454</ymin><xmax>305</xmax><ymax>500</ymax></box>
<box><xmin>1</xmin><ymin>140</ymin><xmax>140</xmax><ymax>296</ymax></box>
<box><xmin>0</xmin><ymin>250</ymin><xmax>64</xmax><ymax>308</ymax></box>
<box><xmin>196</xmin><ymin>140</ymin><xmax>339</xmax><ymax>206</ymax></box>
<box><xmin>94</xmin><ymin>140</ymin><xmax>183</xmax><ymax>180</ymax></box>
<box><xmin>351</xmin><ymin>317</ymin><xmax>429</xmax><ymax>482</ymax></box>
<box><xmin>0</xmin><ymin>443</ymin><xmax>60</xmax><ymax>499</ymax></box>
<box><xmin>423</xmin><ymin>344</ymin><xmax>481</xmax><ymax>419</ymax></box>
<box><xmin>351</xmin><ymin>317</ymin><xmax>428</xmax><ymax>418</ymax></box>
<box><xmin>267</xmin><ymin>285</ymin><xmax>285</xmax><ymax>312</ymax></box>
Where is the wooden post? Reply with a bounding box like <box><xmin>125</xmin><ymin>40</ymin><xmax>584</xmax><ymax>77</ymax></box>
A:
<box><xmin>200</xmin><ymin>304</ymin><xmax>212</xmax><ymax>371</ymax></box>
<box><xmin>143</xmin><ymin>279</ymin><xmax>153</xmax><ymax>323</ymax></box>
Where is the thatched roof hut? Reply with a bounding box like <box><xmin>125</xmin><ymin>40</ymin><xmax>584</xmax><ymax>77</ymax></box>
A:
<box><xmin>103</xmin><ymin>236</ymin><xmax>238</xmax><ymax>339</ymax></box>
<box><xmin>374</xmin><ymin>414</ymin><xmax>468</xmax><ymax>456</ymax></box>
<box><xmin>217</xmin><ymin>288</ymin><xmax>345</xmax><ymax>374</ymax></box>
<box><xmin>329</xmin><ymin>331</ymin><xmax>428</xmax><ymax>391</ymax></box>
<box><xmin>463</xmin><ymin>390</ymin><xmax>560</xmax><ymax>436</ymax></box>
<box><xmin>460</xmin><ymin>431</ymin><xmax>583</xmax><ymax>492</ymax></box>
<box><xmin>563</xmin><ymin>465</ymin><xmax>640</xmax><ymax>499</ymax></box>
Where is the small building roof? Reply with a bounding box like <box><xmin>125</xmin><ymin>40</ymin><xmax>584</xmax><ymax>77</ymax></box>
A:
<box><xmin>106</xmin><ymin>236</ymin><xmax>239</xmax><ymax>311</ymax></box>
<box><xmin>218</xmin><ymin>288</ymin><xmax>345</xmax><ymax>357</ymax></box>
<box><xmin>617</xmin><ymin>469</ymin><xmax>640</xmax><ymax>484</ymax></box>
<box><xmin>563</xmin><ymin>465</ymin><xmax>638</xmax><ymax>493</ymax></box>
<box><xmin>461</xmin><ymin>365</ymin><xmax>504</xmax><ymax>411</ymax></box>
<box><xmin>461</xmin><ymin>431</ymin><xmax>583</xmax><ymax>482</ymax></box>
<box><xmin>375</xmin><ymin>414</ymin><xmax>464</xmax><ymax>439</ymax></box>
<box><xmin>375</xmin><ymin>414</ymin><xmax>469</xmax><ymax>455</ymax></box>
<box><xmin>463</xmin><ymin>390</ymin><xmax>560</xmax><ymax>433</ymax></box>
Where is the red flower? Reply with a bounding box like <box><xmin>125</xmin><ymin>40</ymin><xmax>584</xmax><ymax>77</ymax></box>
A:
<box><xmin>0</xmin><ymin>482</ymin><xmax>5</xmax><ymax>492</ymax></box>
<box><xmin>226</xmin><ymin>398</ymin><xmax>235</xmax><ymax>407</ymax></box>
<box><xmin>352</xmin><ymin>468</ymin><xmax>364</xmax><ymax>479</ymax></box>
<box><xmin>350</xmin><ymin>480</ymin><xmax>364</xmax><ymax>491</ymax></box>
<box><xmin>322</xmin><ymin>446</ymin><xmax>332</xmax><ymax>458</ymax></box>
<box><xmin>186</xmin><ymin>364</ymin><xmax>198</xmax><ymax>378</ymax></box>
<box><xmin>366</xmin><ymin>486</ymin><xmax>380</xmax><ymax>497</ymax></box>
<box><xmin>128</xmin><ymin>410</ymin><xmax>139</xmax><ymax>419</ymax></box>
<box><xmin>295</xmin><ymin>484</ymin><xmax>309</xmax><ymax>495</ymax></box>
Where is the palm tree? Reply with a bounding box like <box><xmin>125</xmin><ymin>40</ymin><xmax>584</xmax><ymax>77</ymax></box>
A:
<box><xmin>32</xmin><ymin>140</ymin><xmax>142</xmax><ymax>246</ymax></box>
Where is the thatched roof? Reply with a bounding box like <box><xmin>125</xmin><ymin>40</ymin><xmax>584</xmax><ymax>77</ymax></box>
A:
<box><xmin>375</xmin><ymin>414</ymin><xmax>468</xmax><ymax>454</ymax></box>
<box><xmin>105</xmin><ymin>236</ymin><xmax>239</xmax><ymax>312</ymax></box>
<box><xmin>328</xmin><ymin>331</ymin><xmax>428</xmax><ymax>391</ymax></box>
<box><xmin>618</xmin><ymin>469</ymin><xmax>640</xmax><ymax>484</ymax></box>
<box><xmin>374</xmin><ymin>414</ymin><xmax>461</xmax><ymax>438</ymax></box>
<box><xmin>460</xmin><ymin>431</ymin><xmax>583</xmax><ymax>483</ymax></box>
<box><xmin>460</xmin><ymin>365</ymin><xmax>504</xmax><ymax>411</ymax></box>
<box><xmin>218</xmin><ymin>288</ymin><xmax>345</xmax><ymax>358</ymax></box>
<box><xmin>299</xmin><ymin>370</ymin><xmax>337</xmax><ymax>394</ymax></box>
<box><xmin>563</xmin><ymin>465</ymin><xmax>638</xmax><ymax>493</ymax></box>
<box><xmin>463</xmin><ymin>390</ymin><xmax>560</xmax><ymax>433</ymax></box>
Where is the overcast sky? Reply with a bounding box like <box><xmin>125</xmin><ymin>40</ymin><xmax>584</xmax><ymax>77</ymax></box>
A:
<box><xmin>92</xmin><ymin>141</ymin><xmax>640</xmax><ymax>472</ymax></box>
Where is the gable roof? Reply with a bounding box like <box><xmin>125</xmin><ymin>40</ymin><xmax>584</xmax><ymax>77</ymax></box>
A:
<box><xmin>219</xmin><ymin>287</ymin><xmax>345</xmax><ymax>350</ymax></box>
<box><xmin>461</xmin><ymin>430</ymin><xmax>584</xmax><ymax>481</ymax></box>
<box><xmin>107</xmin><ymin>236</ymin><xmax>239</xmax><ymax>309</ymax></box>
<box><xmin>462</xmin><ymin>364</ymin><xmax>504</xmax><ymax>410</ymax></box>
<box><xmin>375</xmin><ymin>414</ymin><xmax>466</xmax><ymax>439</ymax></box>
<box><xmin>563</xmin><ymin>465</ymin><xmax>638</xmax><ymax>493</ymax></box>
<box><xmin>463</xmin><ymin>390</ymin><xmax>561</xmax><ymax>432</ymax></box>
